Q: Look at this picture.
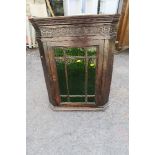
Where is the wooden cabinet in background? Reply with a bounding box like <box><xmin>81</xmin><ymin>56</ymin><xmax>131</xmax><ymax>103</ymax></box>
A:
<box><xmin>116</xmin><ymin>0</ymin><xmax>129</xmax><ymax>51</ymax></box>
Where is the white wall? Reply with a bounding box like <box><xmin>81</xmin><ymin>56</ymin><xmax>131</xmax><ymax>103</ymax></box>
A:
<box><xmin>99</xmin><ymin>0</ymin><xmax>120</xmax><ymax>14</ymax></box>
<box><xmin>63</xmin><ymin>0</ymin><xmax>98</xmax><ymax>16</ymax></box>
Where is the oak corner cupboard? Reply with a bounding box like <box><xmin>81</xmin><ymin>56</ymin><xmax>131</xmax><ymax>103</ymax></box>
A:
<box><xmin>30</xmin><ymin>14</ymin><xmax>120</xmax><ymax>111</ymax></box>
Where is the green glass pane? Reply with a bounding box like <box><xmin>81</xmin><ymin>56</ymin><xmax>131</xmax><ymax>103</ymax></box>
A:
<box><xmin>66</xmin><ymin>48</ymin><xmax>85</xmax><ymax>56</ymax></box>
<box><xmin>61</xmin><ymin>97</ymin><xmax>68</xmax><ymax>102</ymax></box>
<box><xmin>87</xmin><ymin>47</ymin><xmax>96</xmax><ymax>56</ymax></box>
<box><xmin>54</xmin><ymin>48</ymin><xmax>64</xmax><ymax>57</ymax></box>
<box><xmin>87</xmin><ymin>97</ymin><xmax>95</xmax><ymax>102</ymax></box>
<box><xmin>87</xmin><ymin>58</ymin><xmax>96</xmax><ymax>95</ymax></box>
<box><xmin>70</xmin><ymin>97</ymin><xmax>85</xmax><ymax>102</ymax></box>
<box><xmin>55</xmin><ymin>60</ymin><xmax>67</xmax><ymax>95</ymax></box>
<box><xmin>67</xmin><ymin>58</ymin><xmax>85</xmax><ymax>95</ymax></box>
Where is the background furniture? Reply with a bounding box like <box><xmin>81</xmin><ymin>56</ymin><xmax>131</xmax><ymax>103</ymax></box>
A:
<box><xmin>116</xmin><ymin>0</ymin><xmax>129</xmax><ymax>51</ymax></box>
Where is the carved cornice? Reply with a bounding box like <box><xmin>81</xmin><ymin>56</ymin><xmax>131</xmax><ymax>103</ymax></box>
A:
<box><xmin>36</xmin><ymin>24</ymin><xmax>117</xmax><ymax>39</ymax></box>
<box><xmin>30</xmin><ymin>15</ymin><xmax>120</xmax><ymax>40</ymax></box>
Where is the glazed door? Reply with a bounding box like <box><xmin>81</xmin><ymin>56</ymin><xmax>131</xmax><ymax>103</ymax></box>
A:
<box><xmin>43</xmin><ymin>39</ymin><xmax>114</xmax><ymax>108</ymax></box>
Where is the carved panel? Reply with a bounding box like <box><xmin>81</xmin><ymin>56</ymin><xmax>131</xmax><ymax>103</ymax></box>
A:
<box><xmin>36</xmin><ymin>25</ymin><xmax>117</xmax><ymax>39</ymax></box>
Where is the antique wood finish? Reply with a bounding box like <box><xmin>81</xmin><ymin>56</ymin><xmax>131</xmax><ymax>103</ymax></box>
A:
<box><xmin>95</xmin><ymin>39</ymin><xmax>114</xmax><ymax>106</ymax></box>
<box><xmin>116</xmin><ymin>0</ymin><xmax>129</xmax><ymax>51</ymax></box>
<box><xmin>48</xmin><ymin>46</ymin><xmax>61</xmax><ymax>105</ymax></box>
<box><xmin>29</xmin><ymin>15</ymin><xmax>119</xmax><ymax>110</ymax></box>
<box><xmin>102</xmin><ymin>39</ymin><xmax>115</xmax><ymax>102</ymax></box>
<box><xmin>42</xmin><ymin>43</ymin><xmax>61</xmax><ymax>106</ymax></box>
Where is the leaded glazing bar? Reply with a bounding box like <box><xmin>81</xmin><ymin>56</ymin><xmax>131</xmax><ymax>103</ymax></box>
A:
<box><xmin>85</xmin><ymin>48</ymin><xmax>88</xmax><ymax>103</ymax></box>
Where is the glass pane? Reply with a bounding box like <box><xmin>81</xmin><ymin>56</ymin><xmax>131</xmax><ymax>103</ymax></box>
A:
<box><xmin>54</xmin><ymin>47</ymin><xmax>96</xmax><ymax>103</ymax></box>
<box><xmin>54</xmin><ymin>48</ymin><xmax>64</xmax><ymax>57</ymax></box>
<box><xmin>70</xmin><ymin>97</ymin><xmax>85</xmax><ymax>102</ymax></box>
<box><xmin>87</xmin><ymin>47</ymin><xmax>96</xmax><ymax>56</ymax></box>
<box><xmin>88</xmin><ymin>97</ymin><xmax>95</xmax><ymax>102</ymax></box>
<box><xmin>61</xmin><ymin>97</ymin><xmax>68</xmax><ymax>102</ymax></box>
<box><xmin>67</xmin><ymin>58</ymin><xmax>85</xmax><ymax>95</ymax></box>
<box><xmin>55</xmin><ymin>60</ymin><xmax>67</xmax><ymax>95</ymax></box>
<box><xmin>88</xmin><ymin>58</ymin><xmax>96</xmax><ymax>95</ymax></box>
<box><xmin>66</xmin><ymin>48</ymin><xmax>85</xmax><ymax>56</ymax></box>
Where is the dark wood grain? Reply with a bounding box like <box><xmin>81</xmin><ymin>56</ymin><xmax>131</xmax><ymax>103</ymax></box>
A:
<box><xmin>48</xmin><ymin>46</ymin><xmax>61</xmax><ymax>105</ymax></box>
<box><xmin>101</xmin><ymin>39</ymin><xmax>114</xmax><ymax>103</ymax></box>
<box><xmin>95</xmin><ymin>43</ymin><xmax>104</xmax><ymax>106</ymax></box>
<box><xmin>37</xmin><ymin>40</ymin><xmax>54</xmax><ymax>104</ymax></box>
<box><xmin>42</xmin><ymin>43</ymin><xmax>60</xmax><ymax>106</ymax></box>
<box><xmin>30</xmin><ymin>14</ymin><xmax>119</xmax><ymax>26</ymax></box>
